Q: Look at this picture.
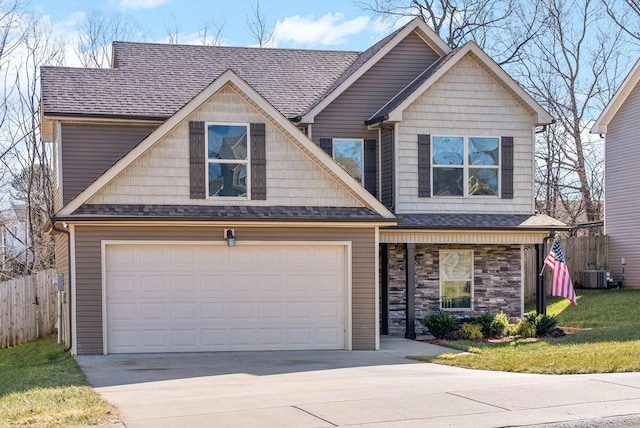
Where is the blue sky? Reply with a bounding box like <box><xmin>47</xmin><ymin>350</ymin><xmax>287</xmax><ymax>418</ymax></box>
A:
<box><xmin>30</xmin><ymin>0</ymin><xmax>401</xmax><ymax>52</ymax></box>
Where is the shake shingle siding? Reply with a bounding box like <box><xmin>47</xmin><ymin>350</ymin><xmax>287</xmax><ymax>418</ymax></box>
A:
<box><xmin>61</xmin><ymin>123</ymin><xmax>158</xmax><ymax>205</ymax></box>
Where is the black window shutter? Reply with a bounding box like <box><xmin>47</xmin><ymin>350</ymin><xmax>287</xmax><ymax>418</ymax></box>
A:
<box><xmin>417</xmin><ymin>134</ymin><xmax>431</xmax><ymax>197</ymax></box>
<box><xmin>319</xmin><ymin>138</ymin><xmax>333</xmax><ymax>156</ymax></box>
<box><xmin>363</xmin><ymin>139</ymin><xmax>377</xmax><ymax>196</ymax></box>
<box><xmin>251</xmin><ymin>123</ymin><xmax>267</xmax><ymax>200</ymax></box>
<box><xmin>189</xmin><ymin>121</ymin><xmax>206</xmax><ymax>199</ymax></box>
<box><xmin>501</xmin><ymin>136</ymin><xmax>514</xmax><ymax>199</ymax></box>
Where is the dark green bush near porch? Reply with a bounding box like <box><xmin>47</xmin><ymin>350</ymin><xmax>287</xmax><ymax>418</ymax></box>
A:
<box><xmin>423</xmin><ymin>311</ymin><xmax>460</xmax><ymax>339</ymax></box>
<box><xmin>524</xmin><ymin>313</ymin><xmax>558</xmax><ymax>336</ymax></box>
<box><xmin>467</xmin><ymin>312</ymin><xmax>508</xmax><ymax>338</ymax></box>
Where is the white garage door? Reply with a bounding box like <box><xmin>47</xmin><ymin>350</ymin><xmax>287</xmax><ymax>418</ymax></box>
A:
<box><xmin>104</xmin><ymin>243</ymin><xmax>348</xmax><ymax>354</ymax></box>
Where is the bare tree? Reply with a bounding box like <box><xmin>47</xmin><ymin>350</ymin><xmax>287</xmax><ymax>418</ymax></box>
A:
<box><xmin>356</xmin><ymin>0</ymin><xmax>545</xmax><ymax>65</ymax></box>
<box><xmin>1</xmin><ymin>14</ymin><xmax>65</xmax><ymax>277</ymax></box>
<box><xmin>247</xmin><ymin>0</ymin><xmax>274</xmax><ymax>47</ymax></box>
<box><xmin>604</xmin><ymin>0</ymin><xmax>640</xmax><ymax>44</ymax></box>
<box><xmin>76</xmin><ymin>10</ymin><xmax>141</xmax><ymax>67</ymax></box>
<box><xmin>520</xmin><ymin>0</ymin><xmax>625</xmax><ymax>225</ymax></box>
<box><xmin>198</xmin><ymin>20</ymin><xmax>225</xmax><ymax>46</ymax></box>
<box><xmin>164</xmin><ymin>14</ymin><xmax>182</xmax><ymax>44</ymax></box>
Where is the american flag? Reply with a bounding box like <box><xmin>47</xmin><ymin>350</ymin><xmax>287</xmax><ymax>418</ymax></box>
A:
<box><xmin>544</xmin><ymin>238</ymin><xmax>577</xmax><ymax>306</ymax></box>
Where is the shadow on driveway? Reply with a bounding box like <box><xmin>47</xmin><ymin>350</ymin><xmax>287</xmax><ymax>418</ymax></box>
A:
<box><xmin>77</xmin><ymin>336</ymin><xmax>453</xmax><ymax>388</ymax></box>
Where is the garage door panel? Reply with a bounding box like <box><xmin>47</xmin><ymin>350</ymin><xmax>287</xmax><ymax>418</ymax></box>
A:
<box><xmin>141</xmin><ymin>302</ymin><xmax>167</xmax><ymax>321</ymax></box>
<box><xmin>140</xmin><ymin>247</ymin><xmax>166</xmax><ymax>266</ymax></box>
<box><xmin>200</xmin><ymin>274</ymin><xmax>226</xmax><ymax>294</ymax></box>
<box><xmin>106</xmin><ymin>243</ymin><xmax>347</xmax><ymax>353</ymax></box>
<box><xmin>140</xmin><ymin>275</ymin><xmax>167</xmax><ymax>294</ymax></box>
<box><xmin>170</xmin><ymin>275</ymin><xmax>198</xmax><ymax>294</ymax></box>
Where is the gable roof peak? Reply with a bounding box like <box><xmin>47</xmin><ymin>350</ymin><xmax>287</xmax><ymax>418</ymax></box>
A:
<box><xmin>592</xmin><ymin>57</ymin><xmax>640</xmax><ymax>134</ymax></box>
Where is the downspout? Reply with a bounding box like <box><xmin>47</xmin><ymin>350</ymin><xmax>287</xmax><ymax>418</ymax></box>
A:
<box><xmin>50</xmin><ymin>220</ymin><xmax>72</xmax><ymax>352</ymax></box>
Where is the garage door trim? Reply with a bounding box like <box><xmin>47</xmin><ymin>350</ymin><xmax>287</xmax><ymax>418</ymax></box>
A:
<box><xmin>101</xmin><ymin>240</ymin><xmax>352</xmax><ymax>354</ymax></box>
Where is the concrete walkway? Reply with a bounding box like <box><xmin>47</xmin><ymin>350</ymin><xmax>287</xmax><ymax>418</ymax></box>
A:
<box><xmin>77</xmin><ymin>337</ymin><xmax>640</xmax><ymax>427</ymax></box>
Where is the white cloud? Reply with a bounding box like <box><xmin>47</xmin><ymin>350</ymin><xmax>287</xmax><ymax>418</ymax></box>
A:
<box><xmin>118</xmin><ymin>0</ymin><xmax>172</xmax><ymax>10</ymax></box>
<box><xmin>271</xmin><ymin>13</ymin><xmax>370</xmax><ymax>48</ymax></box>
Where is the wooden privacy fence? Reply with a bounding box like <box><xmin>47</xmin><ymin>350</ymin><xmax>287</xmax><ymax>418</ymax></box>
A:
<box><xmin>524</xmin><ymin>235</ymin><xmax>608</xmax><ymax>302</ymax></box>
<box><xmin>0</xmin><ymin>269</ymin><xmax>57</xmax><ymax>349</ymax></box>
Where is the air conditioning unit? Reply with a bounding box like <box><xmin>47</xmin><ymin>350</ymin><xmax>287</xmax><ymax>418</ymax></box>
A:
<box><xmin>582</xmin><ymin>270</ymin><xmax>612</xmax><ymax>289</ymax></box>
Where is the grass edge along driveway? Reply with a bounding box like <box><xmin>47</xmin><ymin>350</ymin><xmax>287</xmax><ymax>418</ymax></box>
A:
<box><xmin>413</xmin><ymin>289</ymin><xmax>640</xmax><ymax>374</ymax></box>
<box><xmin>0</xmin><ymin>336</ymin><xmax>120</xmax><ymax>428</ymax></box>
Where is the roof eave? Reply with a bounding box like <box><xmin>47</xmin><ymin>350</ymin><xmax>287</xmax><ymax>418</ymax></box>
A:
<box><xmin>51</xmin><ymin>214</ymin><xmax>399</xmax><ymax>224</ymax></box>
<box><xmin>592</xmin><ymin>58</ymin><xmax>640</xmax><ymax>134</ymax></box>
<box><xmin>387</xmin><ymin>224</ymin><xmax>570</xmax><ymax>231</ymax></box>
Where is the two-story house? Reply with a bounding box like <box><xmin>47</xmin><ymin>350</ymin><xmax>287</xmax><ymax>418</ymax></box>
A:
<box><xmin>592</xmin><ymin>58</ymin><xmax>640</xmax><ymax>288</ymax></box>
<box><xmin>42</xmin><ymin>18</ymin><xmax>564</xmax><ymax>355</ymax></box>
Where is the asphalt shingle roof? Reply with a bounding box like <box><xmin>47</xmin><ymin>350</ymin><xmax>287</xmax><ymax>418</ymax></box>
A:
<box><xmin>395</xmin><ymin>213</ymin><xmax>567</xmax><ymax>229</ymax></box>
<box><xmin>64</xmin><ymin>204</ymin><xmax>394</xmax><ymax>222</ymax></box>
<box><xmin>41</xmin><ymin>42</ymin><xmax>367</xmax><ymax>120</ymax></box>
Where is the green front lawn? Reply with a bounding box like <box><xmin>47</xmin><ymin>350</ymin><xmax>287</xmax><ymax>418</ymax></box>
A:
<box><xmin>414</xmin><ymin>289</ymin><xmax>640</xmax><ymax>374</ymax></box>
<box><xmin>0</xmin><ymin>336</ymin><xmax>120</xmax><ymax>427</ymax></box>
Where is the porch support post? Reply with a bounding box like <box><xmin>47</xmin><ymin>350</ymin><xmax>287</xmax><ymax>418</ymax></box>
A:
<box><xmin>380</xmin><ymin>243</ymin><xmax>389</xmax><ymax>335</ymax></box>
<box><xmin>405</xmin><ymin>243</ymin><xmax>416</xmax><ymax>339</ymax></box>
<box><xmin>536</xmin><ymin>243</ymin><xmax>547</xmax><ymax>315</ymax></box>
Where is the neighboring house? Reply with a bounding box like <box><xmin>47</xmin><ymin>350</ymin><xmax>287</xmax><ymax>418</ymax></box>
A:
<box><xmin>592</xmin><ymin>58</ymin><xmax>640</xmax><ymax>288</ymax></box>
<box><xmin>0</xmin><ymin>204</ymin><xmax>29</xmax><ymax>274</ymax></box>
<box><xmin>41</xmin><ymin>18</ymin><xmax>564</xmax><ymax>355</ymax></box>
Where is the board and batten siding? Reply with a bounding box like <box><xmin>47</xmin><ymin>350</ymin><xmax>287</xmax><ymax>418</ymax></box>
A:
<box><xmin>72</xmin><ymin>225</ymin><xmax>378</xmax><ymax>355</ymax></box>
<box><xmin>395</xmin><ymin>56</ymin><xmax>535</xmax><ymax>214</ymax></box>
<box><xmin>604</xmin><ymin>80</ymin><xmax>640</xmax><ymax>287</ymax></box>
<box><xmin>61</xmin><ymin>123</ymin><xmax>158</xmax><ymax>205</ymax></box>
<box><xmin>380</xmin><ymin>127</ymin><xmax>394</xmax><ymax>208</ymax></box>
<box><xmin>312</xmin><ymin>31</ymin><xmax>441</xmax><ymax>144</ymax></box>
<box><xmin>88</xmin><ymin>85</ymin><xmax>362</xmax><ymax>208</ymax></box>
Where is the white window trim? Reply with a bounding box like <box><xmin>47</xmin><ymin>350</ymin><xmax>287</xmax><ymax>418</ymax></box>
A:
<box><xmin>439</xmin><ymin>249</ymin><xmax>474</xmax><ymax>311</ymax></box>
<box><xmin>431</xmin><ymin>136</ymin><xmax>501</xmax><ymax>198</ymax></box>
<box><xmin>205</xmin><ymin>122</ymin><xmax>251</xmax><ymax>200</ymax></box>
<box><xmin>332</xmin><ymin>138</ymin><xmax>364</xmax><ymax>184</ymax></box>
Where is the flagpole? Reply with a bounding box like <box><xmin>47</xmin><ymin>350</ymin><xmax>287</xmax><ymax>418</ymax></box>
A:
<box><xmin>536</xmin><ymin>235</ymin><xmax>552</xmax><ymax>315</ymax></box>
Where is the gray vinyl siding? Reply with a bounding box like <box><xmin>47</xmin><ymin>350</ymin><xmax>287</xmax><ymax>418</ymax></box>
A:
<box><xmin>61</xmin><ymin>123</ymin><xmax>158</xmax><ymax>205</ymax></box>
<box><xmin>381</xmin><ymin>127</ymin><xmax>394</xmax><ymax>208</ymax></box>
<box><xmin>312</xmin><ymin>31</ymin><xmax>440</xmax><ymax>143</ymax></box>
<box><xmin>605</xmin><ymin>81</ymin><xmax>640</xmax><ymax>288</ymax></box>
<box><xmin>55</xmin><ymin>233</ymin><xmax>70</xmax><ymax>346</ymax></box>
<box><xmin>73</xmin><ymin>225</ymin><xmax>377</xmax><ymax>354</ymax></box>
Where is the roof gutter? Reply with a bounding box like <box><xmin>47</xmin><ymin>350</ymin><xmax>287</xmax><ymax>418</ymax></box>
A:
<box><xmin>50</xmin><ymin>215</ymin><xmax>399</xmax><ymax>224</ymax></box>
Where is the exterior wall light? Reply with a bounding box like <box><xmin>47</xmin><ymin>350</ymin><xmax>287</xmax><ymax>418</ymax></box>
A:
<box><xmin>225</xmin><ymin>229</ymin><xmax>236</xmax><ymax>247</ymax></box>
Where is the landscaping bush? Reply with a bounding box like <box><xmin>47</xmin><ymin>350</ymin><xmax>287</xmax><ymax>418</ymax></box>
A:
<box><xmin>444</xmin><ymin>330</ymin><xmax>464</xmax><ymax>341</ymax></box>
<box><xmin>489</xmin><ymin>312</ymin><xmax>509</xmax><ymax>338</ymax></box>
<box><xmin>468</xmin><ymin>312</ymin><xmax>508</xmax><ymax>338</ymax></box>
<box><xmin>461</xmin><ymin>323</ymin><xmax>483</xmax><ymax>340</ymax></box>
<box><xmin>525</xmin><ymin>313</ymin><xmax>558</xmax><ymax>336</ymax></box>
<box><xmin>469</xmin><ymin>312</ymin><xmax>494</xmax><ymax>337</ymax></box>
<box><xmin>513</xmin><ymin>318</ymin><xmax>537</xmax><ymax>338</ymax></box>
<box><xmin>423</xmin><ymin>311</ymin><xmax>461</xmax><ymax>339</ymax></box>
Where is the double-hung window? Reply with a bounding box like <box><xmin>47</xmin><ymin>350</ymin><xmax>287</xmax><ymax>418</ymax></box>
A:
<box><xmin>432</xmin><ymin>136</ymin><xmax>500</xmax><ymax>196</ymax></box>
<box><xmin>332</xmin><ymin>138</ymin><xmax>364</xmax><ymax>184</ymax></box>
<box><xmin>439</xmin><ymin>250</ymin><xmax>473</xmax><ymax>310</ymax></box>
<box><xmin>206</xmin><ymin>123</ymin><xmax>249</xmax><ymax>198</ymax></box>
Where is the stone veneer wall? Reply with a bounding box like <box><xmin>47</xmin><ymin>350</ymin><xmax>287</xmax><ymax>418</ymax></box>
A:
<box><xmin>387</xmin><ymin>243</ymin><xmax>522</xmax><ymax>336</ymax></box>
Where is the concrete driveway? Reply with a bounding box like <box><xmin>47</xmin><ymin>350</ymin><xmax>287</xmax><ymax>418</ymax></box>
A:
<box><xmin>77</xmin><ymin>337</ymin><xmax>640</xmax><ymax>428</ymax></box>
